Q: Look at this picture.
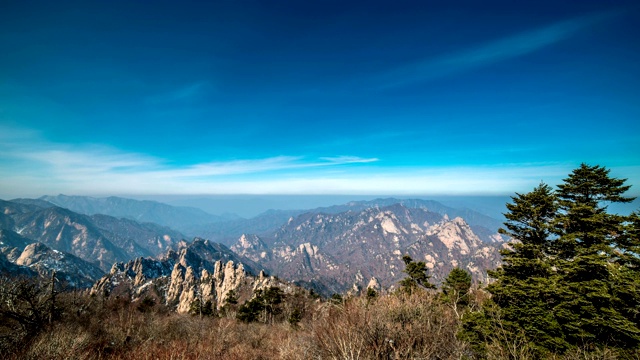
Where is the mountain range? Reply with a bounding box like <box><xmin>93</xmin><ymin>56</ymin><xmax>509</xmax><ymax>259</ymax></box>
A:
<box><xmin>1</xmin><ymin>194</ymin><xmax>507</xmax><ymax>301</ymax></box>
<box><xmin>40</xmin><ymin>194</ymin><xmax>239</xmax><ymax>233</ymax></box>
<box><xmin>1</xmin><ymin>198</ymin><xmax>185</xmax><ymax>272</ymax></box>
<box><xmin>189</xmin><ymin>198</ymin><xmax>503</xmax><ymax>247</ymax></box>
<box><xmin>231</xmin><ymin>203</ymin><xmax>504</xmax><ymax>295</ymax></box>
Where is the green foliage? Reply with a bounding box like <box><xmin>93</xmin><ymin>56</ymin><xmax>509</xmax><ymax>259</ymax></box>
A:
<box><xmin>202</xmin><ymin>300</ymin><xmax>214</xmax><ymax>316</ymax></box>
<box><xmin>552</xmin><ymin>165</ymin><xmax>639</xmax><ymax>351</ymax></box>
<box><xmin>189</xmin><ymin>298</ymin><xmax>214</xmax><ymax>317</ymax></box>
<box><xmin>225</xmin><ymin>289</ymin><xmax>238</xmax><ymax>305</ymax></box>
<box><xmin>441</xmin><ymin>267</ymin><xmax>471</xmax><ymax>317</ymax></box>
<box><xmin>308</xmin><ymin>288</ymin><xmax>321</xmax><ymax>300</ymax></box>
<box><xmin>461</xmin><ymin>164</ymin><xmax>640</xmax><ymax>357</ymax></box>
<box><xmin>288</xmin><ymin>307</ymin><xmax>303</xmax><ymax>328</ymax></box>
<box><xmin>366</xmin><ymin>287</ymin><xmax>377</xmax><ymax>300</ymax></box>
<box><xmin>137</xmin><ymin>296</ymin><xmax>156</xmax><ymax>313</ymax></box>
<box><xmin>236</xmin><ymin>297</ymin><xmax>262</xmax><ymax>323</ymax></box>
<box><xmin>399</xmin><ymin>255</ymin><xmax>435</xmax><ymax>294</ymax></box>
<box><xmin>329</xmin><ymin>293</ymin><xmax>343</xmax><ymax>304</ymax></box>
<box><xmin>237</xmin><ymin>286</ymin><xmax>284</xmax><ymax>323</ymax></box>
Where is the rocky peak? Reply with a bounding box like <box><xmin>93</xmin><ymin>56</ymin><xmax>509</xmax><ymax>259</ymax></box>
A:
<box><xmin>9</xmin><ymin>242</ymin><xmax>104</xmax><ymax>288</ymax></box>
<box><xmin>231</xmin><ymin>234</ymin><xmax>270</xmax><ymax>263</ymax></box>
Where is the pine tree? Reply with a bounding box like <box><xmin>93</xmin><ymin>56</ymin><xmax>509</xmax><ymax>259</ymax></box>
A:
<box><xmin>441</xmin><ymin>267</ymin><xmax>472</xmax><ymax>319</ymax></box>
<box><xmin>553</xmin><ymin>164</ymin><xmax>639</xmax><ymax>349</ymax></box>
<box><xmin>486</xmin><ymin>183</ymin><xmax>567</xmax><ymax>353</ymax></box>
<box><xmin>399</xmin><ymin>255</ymin><xmax>435</xmax><ymax>294</ymax></box>
<box><xmin>236</xmin><ymin>286</ymin><xmax>284</xmax><ymax>323</ymax></box>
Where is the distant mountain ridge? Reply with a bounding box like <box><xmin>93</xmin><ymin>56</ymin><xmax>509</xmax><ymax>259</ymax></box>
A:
<box><xmin>312</xmin><ymin>198</ymin><xmax>504</xmax><ymax>233</ymax></box>
<box><xmin>188</xmin><ymin>209</ymin><xmax>305</xmax><ymax>244</ymax></box>
<box><xmin>191</xmin><ymin>197</ymin><xmax>504</xmax><ymax>246</ymax></box>
<box><xmin>39</xmin><ymin>194</ymin><xmax>239</xmax><ymax>233</ymax></box>
<box><xmin>232</xmin><ymin>203</ymin><xmax>504</xmax><ymax>295</ymax></box>
<box><xmin>0</xmin><ymin>199</ymin><xmax>186</xmax><ymax>272</ymax></box>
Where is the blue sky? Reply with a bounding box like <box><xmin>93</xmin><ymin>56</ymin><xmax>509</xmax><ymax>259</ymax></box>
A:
<box><xmin>1</xmin><ymin>0</ymin><xmax>639</xmax><ymax>198</ymax></box>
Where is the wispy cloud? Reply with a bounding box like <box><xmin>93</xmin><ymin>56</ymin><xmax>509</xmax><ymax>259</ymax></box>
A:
<box><xmin>0</xmin><ymin>125</ymin><xmax>380</xmax><ymax>197</ymax></box>
<box><xmin>373</xmin><ymin>10</ymin><xmax>618</xmax><ymax>89</ymax></box>
<box><xmin>319</xmin><ymin>156</ymin><xmax>379</xmax><ymax>164</ymax></box>
<box><xmin>151</xmin><ymin>156</ymin><xmax>379</xmax><ymax>179</ymax></box>
<box><xmin>146</xmin><ymin>81</ymin><xmax>209</xmax><ymax>103</ymax></box>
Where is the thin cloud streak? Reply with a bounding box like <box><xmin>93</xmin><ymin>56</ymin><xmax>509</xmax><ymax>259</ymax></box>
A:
<box><xmin>0</xmin><ymin>126</ymin><xmax>380</xmax><ymax>196</ymax></box>
<box><xmin>373</xmin><ymin>10</ymin><xmax>617</xmax><ymax>89</ymax></box>
<box><xmin>146</xmin><ymin>81</ymin><xmax>210</xmax><ymax>103</ymax></box>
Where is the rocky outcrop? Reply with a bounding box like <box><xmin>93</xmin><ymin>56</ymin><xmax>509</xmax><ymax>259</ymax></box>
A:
<box><xmin>92</xmin><ymin>238</ymin><xmax>285</xmax><ymax>313</ymax></box>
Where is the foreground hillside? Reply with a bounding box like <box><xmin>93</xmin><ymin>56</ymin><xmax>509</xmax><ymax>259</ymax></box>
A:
<box><xmin>1</xmin><ymin>275</ymin><xmax>634</xmax><ymax>360</ymax></box>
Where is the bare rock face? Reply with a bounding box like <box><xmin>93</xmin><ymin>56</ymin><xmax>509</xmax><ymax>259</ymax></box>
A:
<box><xmin>92</xmin><ymin>238</ymin><xmax>282</xmax><ymax>313</ymax></box>
<box><xmin>367</xmin><ymin>277</ymin><xmax>381</xmax><ymax>291</ymax></box>
<box><xmin>231</xmin><ymin>234</ymin><xmax>270</xmax><ymax>262</ymax></box>
<box><xmin>7</xmin><ymin>242</ymin><xmax>104</xmax><ymax>288</ymax></box>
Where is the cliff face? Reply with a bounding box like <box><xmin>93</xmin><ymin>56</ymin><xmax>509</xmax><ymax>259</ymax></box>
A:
<box><xmin>92</xmin><ymin>238</ymin><xmax>284</xmax><ymax>313</ymax></box>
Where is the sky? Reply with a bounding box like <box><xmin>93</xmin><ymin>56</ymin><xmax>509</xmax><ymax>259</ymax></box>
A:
<box><xmin>1</xmin><ymin>0</ymin><xmax>639</xmax><ymax>199</ymax></box>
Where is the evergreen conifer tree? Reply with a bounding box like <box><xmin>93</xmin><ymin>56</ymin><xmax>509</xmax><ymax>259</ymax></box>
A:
<box><xmin>442</xmin><ymin>267</ymin><xmax>472</xmax><ymax>318</ymax></box>
<box><xmin>487</xmin><ymin>183</ymin><xmax>566</xmax><ymax>353</ymax></box>
<box><xmin>553</xmin><ymin>164</ymin><xmax>639</xmax><ymax>349</ymax></box>
<box><xmin>461</xmin><ymin>165</ymin><xmax>640</xmax><ymax>357</ymax></box>
<box><xmin>399</xmin><ymin>255</ymin><xmax>435</xmax><ymax>294</ymax></box>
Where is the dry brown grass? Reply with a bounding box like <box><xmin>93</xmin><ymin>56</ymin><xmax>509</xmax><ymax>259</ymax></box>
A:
<box><xmin>6</xmin><ymin>287</ymin><xmax>635</xmax><ymax>360</ymax></box>
<box><xmin>311</xmin><ymin>292</ymin><xmax>467</xmax><ymax>359</ymax></box>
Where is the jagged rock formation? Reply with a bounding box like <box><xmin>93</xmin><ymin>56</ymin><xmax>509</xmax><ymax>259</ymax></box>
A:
<box><xmin>92</xmin><ymin>238</ymin><xmax>287</xmax><ymax>313</ymax></box>
<box><xmin>232</xmin><ymin>203</ymin><xmax>505</xmax><ymax>295</ymax></box>
<box><xmin>367</xmin><ymin>277</ymin><xmax>381</xmax><ymax>291</ymax></box>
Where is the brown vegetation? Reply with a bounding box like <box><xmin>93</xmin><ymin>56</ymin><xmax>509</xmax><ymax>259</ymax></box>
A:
<box><xmin>1</xmin><ymin>275</ymin><xmax>634</xmax><ymax>359</ymax></box>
